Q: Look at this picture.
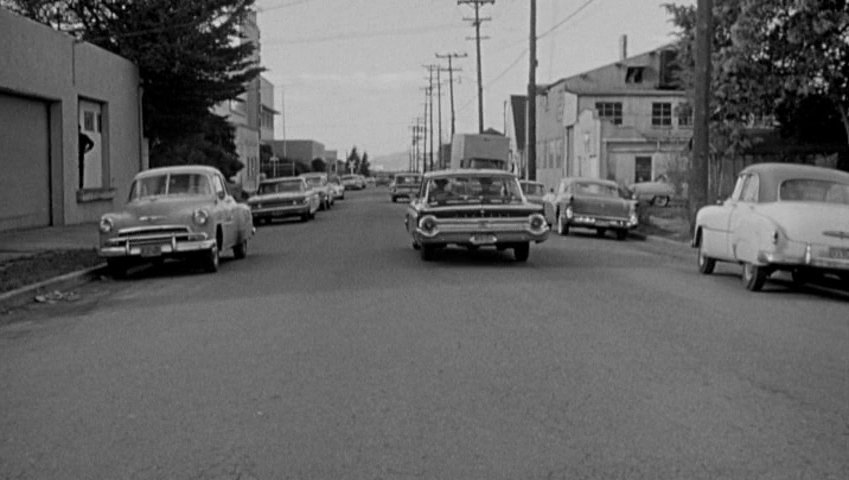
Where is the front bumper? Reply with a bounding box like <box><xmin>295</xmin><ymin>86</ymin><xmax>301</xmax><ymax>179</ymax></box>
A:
<box><xmin>412</xmin><ymin>219</ymin><xmax>549</xmax><ymax>246</ymax></box>
<box><xmin>99</xmin><ymin>233</ymin><xmax>215</xmax><ymax>258</ymax></box>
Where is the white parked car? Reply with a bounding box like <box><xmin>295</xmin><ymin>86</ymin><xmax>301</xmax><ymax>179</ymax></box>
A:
<box><xmin>693</xmin><ymin>162</ymin><xmax>849</xmax><ymax>291</ymax></box>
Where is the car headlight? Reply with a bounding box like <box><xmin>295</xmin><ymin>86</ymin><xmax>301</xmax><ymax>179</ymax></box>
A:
<box><xmin>529</xmin><ymin>213</ymin><xmax>547</xmax><ymax>232</ymax></box>
<box><xmin>193</xmin><ymin>209</ymin><xmax>209</xmax><ymax>226</ymax></box>
<box><xmin>99</xmin><ymin>216</ymin><xmax>114</xmax><ymax>234</ymax></box>
<box><xmin>565</xmin><ymin>205</ymin><xmax>574</xmax><ymax>219</ymax></box>
<box><xmin>418</xmin><ymin>215</ymin><xmax>438</xmax><ymax>236</ymax></box>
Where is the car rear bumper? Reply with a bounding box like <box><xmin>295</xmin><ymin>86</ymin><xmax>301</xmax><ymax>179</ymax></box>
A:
<box><xmin>251</xmin><ymin>204</ymin><xmax>311</xmax><ymax>218</ymax></box>
<box><xmin>567</xmin><ymin>214</ymin><xmax>637</xmax><ymax>229</ymax></box>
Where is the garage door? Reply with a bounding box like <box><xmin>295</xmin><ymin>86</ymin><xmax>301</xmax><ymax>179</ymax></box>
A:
<box><xmin>0</xmin><ymin>93</ymin><xmax>51</xmax><ymax>230</ymax></box>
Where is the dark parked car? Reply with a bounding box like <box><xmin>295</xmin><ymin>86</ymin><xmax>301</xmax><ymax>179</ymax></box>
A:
<box><xmin>543</xmin><ymin>177</ymin><xmax>638</xmax><ymax>240</ymax></box>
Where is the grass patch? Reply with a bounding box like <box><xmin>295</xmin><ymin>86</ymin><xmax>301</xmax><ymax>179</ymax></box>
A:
<box><xmin>0</xmin><ymin>249</ymin><xmax>103</xmax><ymax>293</ymax></box>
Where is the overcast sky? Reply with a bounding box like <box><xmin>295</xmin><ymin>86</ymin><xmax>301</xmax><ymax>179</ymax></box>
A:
<box><xmin>255</xmin><ymin>0</ymin><xmax>695</xmax><ymax>159</ymax></box>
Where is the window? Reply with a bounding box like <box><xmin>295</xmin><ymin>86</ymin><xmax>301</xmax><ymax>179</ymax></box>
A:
<box><xmin>595</xmin><ymin>102</ymin><xmax>622</xmax><ymax>125</ymax></box>
<box><xmin>625</xmin><ymin>67</ymin><xmax>644</xmax><ymax>84</ymax></box>
<box><xmin>635</xmin><ymin>156</ymin><xmax>652</xmax><ymax>183</ymax></box>
<box><xmin>78</xmin><ymin>100</ymin><xmax>107</xmax><ymax>192</ymax></box>
<box><xmin>652</xmin><ymin>103</ymin><xmax>672</xmax><ymax>126</ymax></box>
<box><xmin>740</xmin><ymin>174</ymin><xmax>760</xmax><ymax>202</ymax></box>
<box><xmin>731</xmin><ymin>175</ymin><xmax>747</xmax><ymax>201</ymax></box>
<box><xmin>676</xmin><ymin>103</ymin><xmax>692</xmax><ymax>126</ymax></box>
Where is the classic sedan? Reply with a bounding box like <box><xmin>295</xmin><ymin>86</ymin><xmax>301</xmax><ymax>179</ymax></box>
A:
<box><xmin>693</xmin><ymin>162</ymin><xmax>849</xmax><ymax>291</ymax></box>
<box><xmin>341</xmin><ymin>174</ymin><xmax>366</xmax><ymax>190</ymax></box>
<box><xmin>98</xmin><ymin>165</ymin><xmax>254</xmax><ymax>276</ymax></box>
<box><xmin>519</xmin><ymin>180</ymin><xmax>547</xmax><ymax>206</ymax></box>
<box><xmin>328</xmin><ymin>175</ymin><xmax>345</xmax><ymax>200</ymax></box>
<box><xmin>390</xmin><ymin>173</ymin><xmax>422</xmax><ymax>202</ymax></box>
<box><xmin>404</xmin><ymin>169</ymin><xmax>549</xmax><ymax>261</ymax></box>
<box><xmin>543</xmin><ymin>177</ymin><xmax>638</xmax><ymax>240</ymax></box>
<box><xmin>248</xmin><ymin>177</ymin><xmax>320</xmax><ymax>224</ymax></box>
<box><xmin>628</xmin><ymin>179</ymin><xmax>676</xmax><ymax>207</ymax></box>
<box><xmin>299</xmin><ymin>172</ymin><xmax>334</xmax><ymax>210</ymax></box>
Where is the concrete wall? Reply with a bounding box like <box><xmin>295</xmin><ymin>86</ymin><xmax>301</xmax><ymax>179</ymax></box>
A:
<box><xmin>0</xmin><ymin>9</ymin><xmax>144</xmax><ymax>229</ymax></box>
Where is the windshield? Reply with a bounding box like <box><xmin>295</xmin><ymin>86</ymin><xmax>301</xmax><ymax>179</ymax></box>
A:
<box><xmin>521</xmin><ymin>183</ymin><xmax>545</xmax><ymax>196</ymax></box>
<box><xmin>395</xmin><ymin>175</ymin><xmax>421</xmax><ymax>185</ymax></box>
<box><xmin>424</xmin><ymin>175</ymin><xmax>523</xmax><ymax>205</ymax></box>
<box><xmin>129</xmin><ymin>173</ymin><xmax>211</xmax><ymax>200</ymax></box>
<box><xmin>779</xmin><ymin>179</ymin><xmax>849</xmax><ymax>204</ymax></box>
<box><xmin>573</xmin><ymin>182</ymin><xmax>620</xmax><ymax>198</ymax></box>
<box><xmin>258</xmin><ymin>181</ymin><xmax>303</xmax><ymax>195</ymax></box>
<box><xmin>303</xmin><ymin>176</ymin><xmax>324</xmax><ymax>186</ymax></box>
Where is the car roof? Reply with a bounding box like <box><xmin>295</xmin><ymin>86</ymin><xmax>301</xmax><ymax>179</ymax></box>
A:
<box><xmin>561</xmin><ymin>177</ymin><xmax>618</xmax><ymax>187</ymax></box>
<box><xmin>740</xmin><ymin>162</ymin><xmax>849</xmax><ymax>202</ymax></box>
<box><xmin>135</xmin><ymin>165</ymin><xmax>221</xmax><ymax>178</ymax></box>
<box><xmin>423</xmin><ymin>168</ymin><xmax>516</xmax><ymax>179</ymax></box>
<box><xmin>261</xmin><ymin>177</ymin><xmax>302</xmax><ymax>184</ymax></box>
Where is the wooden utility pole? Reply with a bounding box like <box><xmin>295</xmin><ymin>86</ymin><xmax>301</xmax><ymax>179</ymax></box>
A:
<box><xmin>420</xmin><ymin>87</ymin><xmax>430</xmax><ymax>172</ymax></box>
<box><xmin>424</xmin><ymin>65</ymin><xmax>438</xmax><ymax>172</ymax></box>
<box><xmin>436</xmin><ymin>66</ymin><xmax>444</xmax><ymax>169</ymax></box>
<box><xmin>527</xmin><ymin>0</ymin><xmax>537</xmax><ymax>180</ymax></box>
<box><xmin>459</xmin><ymin>0</ymin><xmax>494</xmax><ymax>133</ymax></box>
<box><xmin>692</xmin><ymin>0</ymin><xmax>712</xmax><ymax>220</ymax></box>
<box><xmin>436</xmin><ymin>52</ymin><xmax>467</xmax><ymax>139</ymax></box>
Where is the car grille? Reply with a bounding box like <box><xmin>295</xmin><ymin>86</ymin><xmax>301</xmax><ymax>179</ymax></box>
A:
<box><xmin>255</xmin><ymin>199</ymin><xmax>303</xmax><ymax>208</ymax></box>
<box><xmin>432</xmin><ymin>210</ymin><xmax>531</xmax><ymax>219</ymax></box>
<box><xmin>108</xmin><ymin>225</ymin><xmax>205</xmax><ymax>248</ymax></box>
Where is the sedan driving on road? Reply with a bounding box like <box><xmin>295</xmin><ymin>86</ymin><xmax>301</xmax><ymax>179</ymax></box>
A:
<box><xmin>693</xmin><ymin>162</ymin><xmax>849</xmax><ymax>291</ymax></box>
<box><xmin>404</xmin><ymin>169</ymin><xmax>549</xmax><ymax>261</ymax></box>
<box><xmin>390</xmin><ymin>173</ymin><xmax>422</xmax><ymax>203</ymax></box>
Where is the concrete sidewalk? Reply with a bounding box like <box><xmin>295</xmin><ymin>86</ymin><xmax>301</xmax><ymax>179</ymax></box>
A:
<box><xmin>0</xmin><ymin>222</ymin><xmax>99</xmax><ymax>262</ymax></box>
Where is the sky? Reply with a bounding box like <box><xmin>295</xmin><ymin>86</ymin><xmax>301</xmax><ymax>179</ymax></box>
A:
<box><xmin>255</xmin><ymin>0</ymin><xmax>695</xmax><ymax>161</ymax></box>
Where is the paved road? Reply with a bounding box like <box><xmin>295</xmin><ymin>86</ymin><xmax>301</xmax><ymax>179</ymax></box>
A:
<box><xmin>1</xmin><ymin>188</ymin><xmax>847</xmax><ymax>479</ymax></box>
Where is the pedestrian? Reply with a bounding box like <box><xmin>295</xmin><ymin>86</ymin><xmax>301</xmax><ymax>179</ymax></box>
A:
<box><xmin>78</xmin><ymin>125</ymin><xmax>94</xmax><ymax>189</ymax></box>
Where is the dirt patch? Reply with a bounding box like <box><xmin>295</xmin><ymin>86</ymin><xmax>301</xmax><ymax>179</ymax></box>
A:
<box><xmin>0</xmin><ymin>249</ymin><xmax>103</xmax><ymax>293</ymax></box>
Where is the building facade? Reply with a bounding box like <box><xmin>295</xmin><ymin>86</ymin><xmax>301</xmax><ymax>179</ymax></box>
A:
<box><xmin>0</xmin><ymin>9</ymin><xmax>145</xmax><ymax>231</ymax></box>
<box><xmin>534</xmin><ymin>44</ymin><xmax>690</xmax><ymax>191</ymax></box>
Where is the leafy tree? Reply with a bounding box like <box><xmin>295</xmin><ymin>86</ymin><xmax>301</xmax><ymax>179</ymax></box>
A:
<box><xmin>665</xmin><ymin>0</ymin><xmax>849</xmax><ymax>178</ymax></box>
<box><xmin>4</xmin><ymin>0</ymin><xmax>263</xmax><ymax>174</ymax></box>
<box><xmin>310</xmin><ymin>158</ymin><xmax>327</xmax><ymax>172</ymax></box>
<box><xmin>359</xmin><ymin>152</ymin><xmax>370</xmax><ymax>176</ymax></box>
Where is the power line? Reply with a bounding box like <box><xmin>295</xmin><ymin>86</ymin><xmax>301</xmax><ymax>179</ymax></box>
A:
<box><xmin>537</xmin><ymin>0</ymin><xmax>598</xmax><ymax>39</ymax></box>
<box><xmin>459</xmin><ymin>0</ymin><xmax>494</xmax><ymax>133</ymax></box>
<box><xmin>262</xmin><ymin>23</ymin><xmax>465</xmax><ymax>46</ymax></box>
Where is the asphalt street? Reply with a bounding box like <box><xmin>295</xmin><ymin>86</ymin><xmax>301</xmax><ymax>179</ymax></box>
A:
<box><xmin>1</xmin><ymin>187</ymin><xmax>847</xmax><ymax>479</ymax></box>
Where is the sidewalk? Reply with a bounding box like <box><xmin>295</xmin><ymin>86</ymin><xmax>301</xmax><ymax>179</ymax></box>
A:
<box><xmin>0</xmin><ymin>223</ymin><xmax>104</xmax><ymax>308</ymax></box>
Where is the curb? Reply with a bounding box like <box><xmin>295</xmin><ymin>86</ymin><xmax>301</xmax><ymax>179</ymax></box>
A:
<box><xmin>0</xmin><ymin>263</ymin><xmax>107</xmax><ymax>310</ymax></box>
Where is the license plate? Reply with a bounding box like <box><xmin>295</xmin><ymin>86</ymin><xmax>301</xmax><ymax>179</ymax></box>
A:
<box><xmin>828</xmin><ymin>247</ymin><xmax>849</xmax><ymax>259</ymax></box>
<box><xmin>470</xmin><ymin>234</ymin><xmax>497</xmax><ymax>245</ymax></box>
<box><xmin>140</xmin><ymin>245</ymin><xmax>162</xmax><ymax>257</ymax></box>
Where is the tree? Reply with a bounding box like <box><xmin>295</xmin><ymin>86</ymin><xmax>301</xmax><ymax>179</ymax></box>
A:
<box><xmin>359</xmin><ymin>152</ymin><xmax>370</xmax><ymax>176</ymax></box>
<box><xmin>665</xmin><ymin>0</ymin><xmax>849</xmax><ymax>176</ymax></box>
<box><xmin>346</xmin><ymin>147</ymin><xmax>361</xmax><ymax>174</ymax></box>
<box><xmin>4</xmin><ymin>0</ymin><xmax>263</xmax><ymax>174</ymax></box>
<box><xmin>310</xmin><ymin>158</ymin><xmax>326</xmax><ymax>172</ymax></box>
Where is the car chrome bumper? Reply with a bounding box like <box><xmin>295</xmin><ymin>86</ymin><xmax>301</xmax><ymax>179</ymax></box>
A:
<box><xmin>414</xmin><ymin>223</ymin><xmax>549</xmax><ymax>245</ymax></box>
<box><xmin>99</xmin><ymin>237</ymin><xmax>216</xmax><ymax>258</ymax></box>
<box><xmin>567</xmin><ymin>215</ymin><xmax>637</xmax><ymax>229</ymax></box>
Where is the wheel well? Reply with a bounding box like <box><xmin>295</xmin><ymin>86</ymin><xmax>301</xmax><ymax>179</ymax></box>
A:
<box><xmin>216</xmin><ymin>226</ymin><xmax>223</xmax><ymax>247</ymax></box>
<box><xmin>693</xmin><ymin>227</ymin><xmax>702</xmax><ymax>247</ymax></box>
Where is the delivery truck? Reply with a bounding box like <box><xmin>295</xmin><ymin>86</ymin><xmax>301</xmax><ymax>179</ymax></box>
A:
<box><xmin>449</xmin><ymin>133</ymin><xmax>510</xmax><ymax>170</ymax></box>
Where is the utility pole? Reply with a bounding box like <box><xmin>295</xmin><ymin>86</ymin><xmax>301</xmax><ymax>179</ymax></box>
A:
<box><xmin>424</xmin><ymin>64</ymin><xmax>438</xmax><ymax>172</ymax></box>
<box><xmin>436</xmin><ymin>67</ymin><xmax>443</xmax><ymax>169</ymax></box>
<box><xmin>527</xmin><ymin>0</ymin><xmax>537</xmax><ymax>180</ymax></box>
<box><xmin>692</xmin><ymin>0</ymin><xmax>712</xmax><ymax>222</ymax></box>
<box><xmin>420</xmin><ymin>87</ymin><xmax>430</xmax><ymax>172</ymax></box>
<box><xmin>436</xmin><ymin>52</ymin><xmax>467</xmax><ymax>139</ymax></box>
<box><xmin>459</xmin><ymin>0</ymin><xmax>493</xmax><ymax>133</ymax></box>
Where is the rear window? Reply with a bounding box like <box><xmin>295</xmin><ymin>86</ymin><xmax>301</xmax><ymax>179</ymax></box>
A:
<box><xmin>521</xmin><ymin>183</ymin><xmax>545</xmax><ymax>196</ymax></box>
<box><xmin>395</xmin><ymin>175</ymin><xmax>421</xmax><ymax>185</ymax></box>
<box><xmin>779</xmin><ymin>179</ymin><xmax>849</xmax><ymax>204</ymax></box>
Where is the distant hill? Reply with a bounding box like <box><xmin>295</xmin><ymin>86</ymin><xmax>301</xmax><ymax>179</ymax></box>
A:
<box><xmin>370</xmin><ymin>151</ymin><xmax>410</xmax><ymax>172</ymax></box>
